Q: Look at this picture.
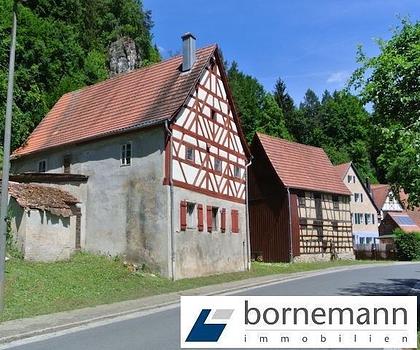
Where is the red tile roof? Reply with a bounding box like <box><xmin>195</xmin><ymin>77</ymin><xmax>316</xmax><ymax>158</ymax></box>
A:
<box><xmin>371</xmin><ymin>184</ymin><xmax>391</xmax><ymax>209</ymax></box>
<box><xmin>13</xmin><ymin>45</ymin><xmax>217</xmax><ymax>157</ymax></box>
<box><xmin>255</xmin><ymin>133</ymin><xmax>351</xmax><ymax>195</ymax></box>
<box><xmin>334</xmin><ymin>162</ymin><xmax>352</xmax><ymax>180</ymax></box>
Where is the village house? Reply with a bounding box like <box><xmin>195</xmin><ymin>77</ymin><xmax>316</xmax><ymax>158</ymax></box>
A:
<box><xmin>335</xmin><ymin>162</ymin><xmax>379</xmax><ymax>245</ymax></box>
<box><xmin>371</xmin><ymin>185</ymin><xmax>420</xmax><ymax>235</ymax></box>
<box><xmin>249</xmin><ymin>133</ymin><xmax>354</xmax><ymax>263</ymax></box>
<box><xmin>10</xmin><ymin>34</ymin><xmax>251</xmax><ymax>279</ymax></box>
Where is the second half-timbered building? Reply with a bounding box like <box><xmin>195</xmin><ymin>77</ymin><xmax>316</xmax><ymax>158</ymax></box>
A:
<box><xmin>249</xmin><ymin>133</ymin><xmax>354</xmax><ymax>262</ymax></box>
<box><xmin>10</xmin><ymin>34</ymin><xmax>251</xmax><ymax>279</ymax></box>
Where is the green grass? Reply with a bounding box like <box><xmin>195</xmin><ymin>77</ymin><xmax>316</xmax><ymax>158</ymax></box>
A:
<box><xmin>2</xmin><ymin>253</ymin><xmax>381</xmax><ymax>322</ymax></box>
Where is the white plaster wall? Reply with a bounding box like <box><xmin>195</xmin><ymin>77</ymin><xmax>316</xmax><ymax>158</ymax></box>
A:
<box><xmin>24</xmin><ymin>210</ymin><xmax>76</xmax><ymax>261</ymax></box>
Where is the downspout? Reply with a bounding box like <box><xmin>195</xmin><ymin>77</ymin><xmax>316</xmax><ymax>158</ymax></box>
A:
<box><xmin>165</xmin><ymin>120</ymin><xmax>176</xmax><ymax>280</ymax></box>
<box><xmin>245</xmin><ymin>156</ymin><xmax>253</xmax><ymax>271</ymax></box>
<box><xmin>287</xmin><ymin>187</ymin><xmax>293</xmax><ymax>263</ymax></box>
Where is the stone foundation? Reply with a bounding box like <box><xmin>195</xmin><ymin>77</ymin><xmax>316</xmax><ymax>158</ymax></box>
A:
<box><xmin>294</xmin><ymin>251</ymin><xmax>355</xmax><ymax>263</ymax></box>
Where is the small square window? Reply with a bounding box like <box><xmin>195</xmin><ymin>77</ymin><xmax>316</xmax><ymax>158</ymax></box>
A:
<box><xmin>185</xmin><ymin>147</ymin><xmax>195</xmax><ymax>162</ymax></box>
<box><xmin>214</xmin><ymin>158</ymin><xmax>222</xmax><ymax>173</ymax></box>
<box><xmin>234</xmin><ymin>165</ymin><xmax>241</xmax><ymax>178</ymax></box>
<box><xmin>38</xmin><ymin>160</ymin><xmax>47</xmax><ymax>173</ymax></box>
<box><xmin>187</xmin><ymin>202</ymin><xmax>196</xmax><ymax>228</ymax></box>
<box><xmin>121</xmin><ymin>143</ymin><xmax>132</xmax><ymax>166</ymax></box>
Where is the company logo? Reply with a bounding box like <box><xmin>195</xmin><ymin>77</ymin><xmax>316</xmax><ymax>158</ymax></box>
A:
<box><xmin>186</xmin><ymin>309</ymin><xmax>234</xmax><ymax>342</ymax></box>
<box><xmin>180</xmin><ymin>296</ymin><xmax>417</xmax><ymax>348</ymax></box>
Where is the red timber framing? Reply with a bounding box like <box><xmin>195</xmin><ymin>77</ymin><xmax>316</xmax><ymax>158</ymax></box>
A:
<box><xmin>165</xmin><ymin>52</ymin><xmax>249</xmax><ymax>204</ymax></box>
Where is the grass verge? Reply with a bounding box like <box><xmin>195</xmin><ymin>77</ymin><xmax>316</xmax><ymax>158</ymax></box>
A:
<box><xmin>2</xmin><ymin>253</ymin><xmax>382</xmax><ymax>322</ymax></box>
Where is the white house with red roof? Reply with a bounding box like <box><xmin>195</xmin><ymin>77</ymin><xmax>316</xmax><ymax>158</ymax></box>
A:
<box><xmin>11</xmin><ymin>34</ymin><xmax>251</xmax><ymax>279</ymax></box>
<box><xmin>335</xmin><ymin>162</ymin><xmax>379</xmax><ymax>245</ymax></box>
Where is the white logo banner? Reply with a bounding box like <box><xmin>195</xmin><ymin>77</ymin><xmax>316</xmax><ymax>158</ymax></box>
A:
<box><xmin>180</xmin><ymin>296</ymin><xmax>417</xmax><ymax>348</ymax></box>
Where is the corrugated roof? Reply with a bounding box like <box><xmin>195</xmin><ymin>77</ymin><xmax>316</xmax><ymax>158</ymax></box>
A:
<box><xmin>6</xmin><ymin>182</ymin><xmax>79</xmax><ymax>217</ymax></box>
<box><xmin>255</xmin><ymin>133</ymin><xmax>351</xmax><ymax>195</ymax></box>
<box><xmin>13</xmin><ymin>45</ymin><xmax>217</xmax><ymax>157</ymax></box>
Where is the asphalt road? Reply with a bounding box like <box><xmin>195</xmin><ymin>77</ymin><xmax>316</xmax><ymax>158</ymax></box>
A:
<box><xmin>3</xmin><ymin>263</ymin><xmax>419</xmax><ymax>350</ymax></box>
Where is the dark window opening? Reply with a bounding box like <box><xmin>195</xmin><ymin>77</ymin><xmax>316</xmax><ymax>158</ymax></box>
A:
<box><xmin>63</xmin><ymin>155</ymin><xmax>71</xmax><ymax>174</ymax></box>
<box><xmin>212</xmin><ymin>207</ymin><xmax>219</xmax><ymax>230</ymax></box>
<box><xmin>298</xmin><ymin>196</ymin><xmax>306</xmax><ymax>207</ymax></box>
<box><xmin>214</xmin><ymin>158</ymin><xmax>222</xmax><ymax>173</ymax></box>
<box><xmin>185</xmin><ymin>147</ymin><xmax>195</xmax><ymax>162</ymax></box>
<box><xmin>121</xmin><ymin>143</ymin><xmax>132</xmax><ymax>166</ymax></box>
<box><xmin>38</xmin><ymin>160</ymin><xmax>46</xmax><ymax>173</ymax></box>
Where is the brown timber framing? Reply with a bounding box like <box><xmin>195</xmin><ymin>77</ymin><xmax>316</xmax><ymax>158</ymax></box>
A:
<box><xmin>294</xmin><ymin>190</ymin><xmax>353</xmax><ymax>254</ymax></box>
<box><xmin>163</xmin><ymin>49</ymin><xmax>249</xmax><ymax>204</ymax></box>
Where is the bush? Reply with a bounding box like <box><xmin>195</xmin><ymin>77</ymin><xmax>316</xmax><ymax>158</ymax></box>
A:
<box><xmin>394</xmin><ymin>229</ymin><xmax>420</xmax><ymax>261</ymax></box>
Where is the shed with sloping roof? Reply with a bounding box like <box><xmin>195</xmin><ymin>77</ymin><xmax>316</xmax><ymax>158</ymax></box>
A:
<box><xmin>249</xmin><ymin>133</ymin><xmax>354</xmax><ymax>262</ymax></box>
<box><xmin>5</xmin><ymin>182</ymin><xmax>81</xmax><ymax>261</ymax></box>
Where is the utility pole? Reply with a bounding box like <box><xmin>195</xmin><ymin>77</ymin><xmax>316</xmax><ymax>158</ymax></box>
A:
<box><xmin>0</xmin><ymin>3</ymin><xmax>17</xmax><ymax>313</ymax></box>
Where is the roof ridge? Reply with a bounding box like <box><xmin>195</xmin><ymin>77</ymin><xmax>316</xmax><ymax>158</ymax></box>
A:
<box><xmin>256</xmin><ymin>132</ymin><xmax>326</xmax><ymax>152</ymax></box>
<box><xmin>69</xmin><ymin>44</ymin><xmax>217</xmax><ymax>96</ymax></box>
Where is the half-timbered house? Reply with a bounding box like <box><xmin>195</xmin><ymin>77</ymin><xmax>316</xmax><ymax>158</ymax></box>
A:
<box><xmin>11</xmin><ymin>34</ymin><xmax>251</xmax><ymax>279</ymax></box>
<box><xmin>249</xmin><ymin>133</ymin><xmax>354</xmax><ymax>262</ymax></box>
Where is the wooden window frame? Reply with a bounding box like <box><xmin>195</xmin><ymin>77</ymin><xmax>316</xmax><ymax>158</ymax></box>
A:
<box><xmin>185</xmin><ymin>146</ymin><xmax>195</xmax><ymax>163</ymax></box>
<box><xmin>121</xmin><ymin>142</ymin><xmax>132</xmax><ymax>166</ymax></box>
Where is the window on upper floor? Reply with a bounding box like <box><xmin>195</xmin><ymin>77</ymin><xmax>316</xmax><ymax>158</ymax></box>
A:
<box><xmin>354</xmin><ymin>193</ymin><xmax>359</xmax><ymax>202</ymax></box>
<box><xmin>211</xmin><ymin>109</ymin><xmax>217</xmax><ymax>121</ymax></box>
<box><xmin>38</xmin><ymin>160</ymin><xmax>47</xmax><ymax>173</ymax></box>
<box><xmin>121</xmin><ymin>143</ymin><xmax>132</xmax><ymax>166</ymax></box>
<box><xmin>332</xmin><ymin>195</ymin><xmax>339</xmax><ymax>210</ymax></box>
<box><xmin>371</xmin><ymin>214</ymin><xmax>375</xmax><ymax>224</ymax></box>
<box><xmin>347</xmin><ymin>175</ymin><xmax>352</xmax><ymax>183</ymax></box>
<box><xmin>365</xmin><ymin>213</ymin><xmax>372</xmax><ymax>225</ymax></box>
<box><xmin>234</xmin><ymin>165</ymin><xmax>241</xmax><ymax>178</ymax></box>
<box><xmin>332</xmin><ymin>221</ymin><xmax>339</xmax><ymax>232</ymax></box>
<box><xmin>185</xmin><ymin>146</ymin><xmax>195</xmax><ymax>163</ymax></box>
<box><xmin>63</xmin><ymin>155</ymin><xmax>71</xmax><ymax>174</ymax></box>
<box><xmin>298</xmin><ymin>196</ymin><xmax>306</xmax><ymax>207</ymax></box>
<box><xmin>214</xmin><ymin>158</ymin><xmax>222</xmax><ymax>173</ymax></box>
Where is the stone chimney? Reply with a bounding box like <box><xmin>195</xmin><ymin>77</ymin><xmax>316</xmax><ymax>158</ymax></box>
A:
<box><xmin>181</xmin><ymin>33</ymin><xmax>196</xmax><ymax>72</ymax></box>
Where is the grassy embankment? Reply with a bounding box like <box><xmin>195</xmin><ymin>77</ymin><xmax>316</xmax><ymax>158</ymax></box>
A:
<box><xmin>2</xmin><ymin>253</ymin><xmax>382</xmax><ymax>322</ymax></box>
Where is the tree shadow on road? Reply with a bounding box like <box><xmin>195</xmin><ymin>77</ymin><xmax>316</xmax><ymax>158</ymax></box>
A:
<box><xmin>337</xmin><ymin>278</ymin><xmax>418</xmax><ymax>296</ymax></box>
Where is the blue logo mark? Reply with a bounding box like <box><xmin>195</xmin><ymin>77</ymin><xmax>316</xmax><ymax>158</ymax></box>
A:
<box><xmin>186</xmin><ymin>309</ymin><xmax>234</xmax><ymax>342</ymax></box>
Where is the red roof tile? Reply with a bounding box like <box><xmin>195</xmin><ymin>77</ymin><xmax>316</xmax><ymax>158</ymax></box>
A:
<box><xmin>371</xmin><ymin>184</ymin><xmax>391</xmax><ymax>209</ymax></box>
<box><xmin>256</xmin><ymin>133</ymin><xmax>351</xmax><ymax>195</ymax></box>
<box><xmin>334</xmin><ymin>162</ymin><xmax>352</xmax><ymax>180</ymax></box>
<box><xmin>13</xmin><ymin>45</ymin><xmax>217</xmax><ymax>157</ymax></box>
